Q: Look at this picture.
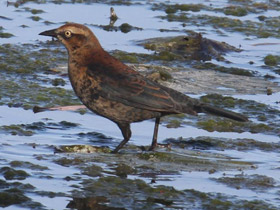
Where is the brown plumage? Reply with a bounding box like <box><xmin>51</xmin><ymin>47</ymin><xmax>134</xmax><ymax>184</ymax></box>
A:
<box><xmin>39</xmin><ymin>23</ymin><xmax>248</xmax><ymax>153</ymax></box>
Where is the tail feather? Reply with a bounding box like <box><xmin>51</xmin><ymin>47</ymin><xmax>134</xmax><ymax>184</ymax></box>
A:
<box><xmin>199</xmin><ymin>104</ymin><xmax>248</xmax><ymax>122</ymax></box>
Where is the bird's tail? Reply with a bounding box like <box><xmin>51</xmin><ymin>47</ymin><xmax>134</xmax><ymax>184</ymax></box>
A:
<box><xmin>198</xmin><ymin>104</ymin><xmax>248</xmax><ymax>122</ymax></box>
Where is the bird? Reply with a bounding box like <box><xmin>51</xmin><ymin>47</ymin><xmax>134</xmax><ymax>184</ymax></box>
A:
<box><xmin>39</xmin><ymin>23</ymin><xmax>248</xmax><ymax>153</ymax></box>
<box><xmin>109</xmin><ymin>7</ymin><xmax>118</xmax><ymax>26</ymax></box>
<box><xmin>110</xmin><ymin>7</ymin><xmax>118</xmax><ymax>21</ymax></box>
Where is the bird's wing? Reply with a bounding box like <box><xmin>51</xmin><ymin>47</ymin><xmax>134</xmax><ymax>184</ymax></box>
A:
<box><xmin>86</xmin><ymin>59</ymin><xmax>178</xmax><ymax>113</ymax></box>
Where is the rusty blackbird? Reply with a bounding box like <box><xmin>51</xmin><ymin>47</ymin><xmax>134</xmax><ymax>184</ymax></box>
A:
<box><xmin>39</xmin><ymin>23</ymin><xmax>248</xmax><ymax>153</ymax></box>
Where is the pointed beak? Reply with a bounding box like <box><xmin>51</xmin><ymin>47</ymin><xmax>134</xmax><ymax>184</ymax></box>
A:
<box><xmin>39</xmin><ymin>28</ymin><xmax>58</xmax><ymax>37</ymax></box>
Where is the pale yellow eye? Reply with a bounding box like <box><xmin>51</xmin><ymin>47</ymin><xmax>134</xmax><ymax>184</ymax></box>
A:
<box><xmin>65</xmin><ymin>30</ymin><xmax>72</xmax><ymax>38</ymax></box>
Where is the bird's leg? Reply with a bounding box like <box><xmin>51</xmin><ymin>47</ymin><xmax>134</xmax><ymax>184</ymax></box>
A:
<box><xmin>112</xmin><ymin>123</ymin><xmax>131</xmax><ymax>153</ymax></box>
<box><xmin>149</xmin><ymin>117</ymin><xmax>160</xmax><ymax>151</ymax></box>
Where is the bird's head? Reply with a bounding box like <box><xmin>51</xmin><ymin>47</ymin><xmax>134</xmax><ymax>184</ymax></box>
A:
<box><xmin>39</xmin><ymin>23</ymin><xmax>101</xmax><ymax>53</ymax></box>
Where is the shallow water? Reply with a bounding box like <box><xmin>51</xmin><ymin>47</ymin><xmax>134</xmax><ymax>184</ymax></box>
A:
<box><xmin>1</xmin><ymin>0</ymin><xmax>280</xmax><ymax>209</ymax></box>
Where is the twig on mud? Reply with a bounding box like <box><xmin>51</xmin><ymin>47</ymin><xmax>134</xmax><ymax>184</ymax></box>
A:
<box><xmin>33</xmin><ymin>105</ymin><xmax>86</xmax><ymax>113</ymax></box>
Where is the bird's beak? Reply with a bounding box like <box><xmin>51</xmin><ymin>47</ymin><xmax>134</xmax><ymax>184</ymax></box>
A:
<box><xmin>39</xmin><ymin>28</ymin><xmax>58</xmax><ymax>37</ymax></box>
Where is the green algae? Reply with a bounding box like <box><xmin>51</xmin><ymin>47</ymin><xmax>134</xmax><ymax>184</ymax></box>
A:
<box><xmin>67</xmin><ymin>175</ymin><xmax>277</xmax><ymax>209</ymax></box>
<box><xmin>119</xmin><ymin>23</ymin><xmax>133</xmax><ymax>33</ymax></box>
<box><xmin>164</xmin><ymin>136</ymin><xmax>280</xmax><ymax>152</ymax></box>
<box><xmin>82</xmin><ymin>165</ymin><xmax>104</xmax><ymax>178</ymax></box>
<box><xmin>264</xmin><ymin>54</ymin><xmax>280</xmax><ymax>66</ymax></box>
<box><xmin>196</xmin><ymin>116</ymin><xmax>279</xmax><ymax>136</ymax></box>
<box><xmin>51</xmin><ymin>78</ymin><xmax>66</xmax><ymax>86</ymax></box>
<box><xmin>154</xmin><ymin>0</ymin><xmax>280</xmax><ymax>16</ymax></box>
<box><xmin>114</xmin><ymin>163</ymin><xmax>137</xmax><ymax>178</ymax></box>
<box><xmin>35</xmin><ymin>190</ymin><xmax>66</xmax><ymax>198</ymax></box>
<box><xmin>200</xmin><ymin>93</ymin><xmax>278</xmax><ymax>115</ymax></box>
<box><xmin>1</xmin><ymin>124</ymin><xmax>34</xmax><ymax>136</ymax></box>
<box><xmin>137</xmin><ymin>150</ymin><xmax>253</xmax><ymax>172</ymax></box>
<box><xmin>156</xmin><ymin>51</ymin><xmax>176</xmax><ymax>61</ymax></box>
<box><xmin>73</xmin><ymin>176</ymin><xmax>184</xmax><ymax>209</ymax></box>
<box><xmin>0</xmin><ymin>167</ymin><xmax>30</xmax><ymax>180</ymax></box>
<box><xmin>10</xmin><ymin>161</ymin><xmax>49</xmax><ymax>171</ymax></box>
<box><xmin>213</xmin><ymin>174</ymin><xmax>276</xmax><ymax>191</ymax></box>
<box><xmin>0</xmin><ymin>180</ymin><xmax>44</xmax><ymax>209</ymax></box>
<box><xmin>0</xmin><ymin>43</ymin><xmax>67</xmax><ymax>74</ymax></box>
<box><xmin>0</xmin><ymin>27</ymin><xmax>14</xmax><ymax>38</ymax></box>
<box><xmin>96</xmin><ymin>22</ymin><xmax>143</xmax><ymax>33</ymax></box>
<box><xmin>1</xmin><ymin>121</ymin><xmax>79</xmax><ymax>136</ymax></box>
<box><xmin>197</xmin><ymin>94</ymin><xmax>280</xmax><ymax>135</ymax></box>
<box><xmin>224</xmin><ymin>6</ymin><xmax>248</xmax><ymax>17</ymax></box>
<box><xmin>30</xmin><ymin>16</ymin><xmax>41</xmax><ymax>21</ymax></box>
<box><xmin>111</xmin><ymin>49</ymin><xmax>180</xmax><ymax>64</ymax></box>
<box><xmin>55</xmin><ymin>120</ymin><xmax>79</xmax><ymax>128</ymax></box>
<box><xmin>0</xmin><ymin>75</ymin><xmax>80</xmax><ymax>109</ymax></box>
<box><xmin>111</xmin><ymin>50</ymin><xmax>139</xmax><ymax>63</ymax></box>
<box><xmin>0</xmin><ymin>32</ymin><xmax>14</xmax><ymax>38</ymax></box>
<box><xmin>197</xmin><ymin>119</ymin><xmax>245</xmax><ymax>133</ymax></box>
<box><xmin>158</xmin><ymin>12</ymin><xmax>280</xmax><ymax>38</ymax></box>
<box><xmin>0</xmin><ymin>190</ymin><xmax>30</xmax><ymax>208</ymax></box>
<box><xmin>196</xmin><ymin>190</ymin><xmax>277</xmax><ymax>210</ymax></box>
<box><xmin>0</xmin><ymin>180</ymin><xmax>35</xmax><ymax>191</ymax></box>
<box><xmin>78</xmin><ymin>131</ymin><xmax>113</xmax><ymax>141</ymax></box>
<box><xmin>193</xmin><ymin>62</ymin><xmax>254</xmax><ymax>77</ymax></box>
<box><xmin>166</xmin><ymin>119</ymin><xmax>182</xmax><ymax>128</ymax></box>
<box><xmin>152</xmin><ymin>0</ymin><xmax>280</xmax><ymax>39</ymax></box>
<box><xmin>152</xmin><ymin>3</ymin><xmax>204</xmax><ymax>13</ymax></box>
<box><xmin>31</xmin><ymin>9</ymin><xmax>44</xmax><ymax>14</ymax></box>
<box><xmin>23</xmin><ymin>8</ymin><xmax>45</xmax><ymax>15</ymax></box>
<box><xmin>54</xmin><ymin>157</ymin><xmax>86</xmax><ymax>167</ymax></box>
<box><xmin>163</xmin><ymin>3</ymin><xmax>204</xmax><ymax>14</ymax></box>
<box><xmin>141</xmin><ymin>34</ymin><xmax>241</xmax><ymax>62</ymax></box>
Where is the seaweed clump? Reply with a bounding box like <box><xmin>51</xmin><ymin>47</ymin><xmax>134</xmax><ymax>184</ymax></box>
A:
<box><xmin>142</xmin><ymin>33</ymin><xmax>241</xmax><ymax>62</ymax></box>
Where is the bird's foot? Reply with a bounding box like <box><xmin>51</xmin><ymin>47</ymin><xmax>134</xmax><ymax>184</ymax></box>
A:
<box><xmin>111</xmin><ymin>147</ymin><xmax>121</xmax><ymax>154</ymax></box>
<box><xmin>148</xmin><ymin>143</ymin><xmax>171</xmax><ymax>151</ymax></box>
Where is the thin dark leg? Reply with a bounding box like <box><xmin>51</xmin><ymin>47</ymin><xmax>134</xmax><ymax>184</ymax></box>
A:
<box><xmin>149</xmin><ymin>117</ymin><xmax>160</xmax><ymax>151</ymax></box>
<box><xmin>112</xmin><ymin>123</ymin><xmax>131</xmax><ymax>153</ymax></box>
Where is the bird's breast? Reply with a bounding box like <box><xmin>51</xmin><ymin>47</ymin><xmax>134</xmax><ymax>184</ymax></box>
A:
<box><xmin>68</xmin><ymin>64</ymin><xmax>101</xmax><ymax>104</ymax></box>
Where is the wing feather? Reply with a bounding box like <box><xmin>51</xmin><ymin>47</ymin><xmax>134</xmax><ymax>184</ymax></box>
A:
<box><xmin>86</xmin><ymin>57</ymin><xmax>177</xmax><ymax>112</ymax></box>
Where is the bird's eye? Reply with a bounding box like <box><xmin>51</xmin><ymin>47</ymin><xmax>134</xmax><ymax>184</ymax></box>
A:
<box><xmin>65</xmin><ymin>31</ymin><xmax>72</xmax><ymax>38</ymax></box>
